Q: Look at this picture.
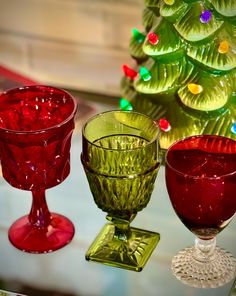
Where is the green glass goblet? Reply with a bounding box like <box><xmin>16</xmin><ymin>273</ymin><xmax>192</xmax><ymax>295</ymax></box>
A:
<box><xmin>81</xmin><ymin>110</ymin><xmax>161</xmax><ymax>271</ymax></box>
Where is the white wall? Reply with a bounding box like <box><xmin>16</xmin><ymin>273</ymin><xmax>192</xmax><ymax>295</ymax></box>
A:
<box><xmin>0</xmin><ymin>0</ymin><xmax>143</xmax><ymax>95</ymax></box>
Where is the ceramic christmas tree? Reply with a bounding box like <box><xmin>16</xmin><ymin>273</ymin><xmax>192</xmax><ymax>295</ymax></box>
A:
<box><xmin>120</xmin><ymin>0</ymin><xmax>236</xmax><ymax>154</ymax></box>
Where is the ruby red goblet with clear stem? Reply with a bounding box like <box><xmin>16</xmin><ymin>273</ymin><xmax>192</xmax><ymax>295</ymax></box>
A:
<box><xmin>0</xmin><ymin>85</ymin><xmax>77</xmax><ymax>253</ymax></box>
<box><xmin>165</xmin><ymin>135</ymin><xmax>236</xmax><ymax>288</ymax></box>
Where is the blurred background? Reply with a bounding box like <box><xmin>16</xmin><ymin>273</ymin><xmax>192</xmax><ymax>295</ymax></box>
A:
<box><xmin>0</xmin><ymin>0</ymin><xmax>143</xmax><ymax>97</ymax></box>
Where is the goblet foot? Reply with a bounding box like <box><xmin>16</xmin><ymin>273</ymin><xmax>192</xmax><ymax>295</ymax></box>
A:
<box><xmin>85</xmin><ymin>223</ymin><xmax>160</xmax><ymax>271</ymax></box>
<box><xmin>8</xmin><ymin>213</ymin><xmax>75</xmax><ymax>253</ymax></box>
<box><xmin>172</xmin><ymin>246</ymin><xmax>236</xmax><ymax>288</ymax></box>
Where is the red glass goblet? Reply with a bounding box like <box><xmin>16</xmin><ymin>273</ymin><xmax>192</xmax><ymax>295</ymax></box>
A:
<box><xmin>165</xmin><ymin>135</ymin><xmax>236</xmax><ymax>288</ymax></box>
<box><xmin>0</xmin><ymin>85</ymin><xmax>77</xmax><ymax>253</ymax></box>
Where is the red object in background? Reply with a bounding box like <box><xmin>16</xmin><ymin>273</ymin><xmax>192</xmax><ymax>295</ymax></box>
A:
<box><xmin>0</xmin><ymin>65</ymin><xmax>37</xmax><ymax>92</ymax></box>
<box><xmin>166</xmin><ymin>135</ymin><xmax>236</xmax><ymax>239</ymax></box>
<box><xmin>0</xmin><ymin>85</ymin><xmax>77</xmax><ymax>253</ymax></box>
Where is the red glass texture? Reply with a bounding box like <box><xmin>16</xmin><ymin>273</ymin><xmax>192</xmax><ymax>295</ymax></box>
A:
<box><xmin>166</xmin><ymin>135</ymin><xmax>236</xmax><ymax>238</ymax></box>
<box><xmin>0</xmin><ymin>85</ymin><xmax>77</xmax><ymax>253</ymax></box>
<box><xmin>0</xmin><ymin>85</ymin><xmax>76</xmax><ymax>190</ymax></box>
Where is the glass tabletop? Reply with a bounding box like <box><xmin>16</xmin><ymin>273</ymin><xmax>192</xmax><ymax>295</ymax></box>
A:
<box><xmin>0</xmin><ymin>98</ymin><xmax>235</xmax><ymax>296</ymax></box>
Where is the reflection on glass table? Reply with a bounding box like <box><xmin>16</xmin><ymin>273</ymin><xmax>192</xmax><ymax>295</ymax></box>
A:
<box><xmin>0</xmin><ymin>97</ymin><xmax>235</xmax><ymax>296</ymax></box>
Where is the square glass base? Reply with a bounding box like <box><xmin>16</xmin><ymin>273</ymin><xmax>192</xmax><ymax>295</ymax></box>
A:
<box><xmin>85</xmin><ymin>223</ymin><xmax>160</xmax><ymax>272</ymax></box>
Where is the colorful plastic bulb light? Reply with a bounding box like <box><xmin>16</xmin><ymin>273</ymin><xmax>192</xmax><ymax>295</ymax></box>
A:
<box><xmin>140</xmin><ymin>67</ymin><xmax>152</xmax><ymax>81</ymax></box>
<box><xmin>188</xmin><ymin>83</ymin><xmax>203</xmax><ymax>95</ymax></box>
<box><xmin>132</xmin><ymin>28</ymin><xmax>145</xmax><ymax>43</ymax></box>
<box><xmin>119</xmin><ymin>98</ymin><xmax>133</xmax><ymax>111</ymax></box>
<box><xmin>218</xmin><ymin>40</ymin><xmax>229</xmax><ymax>54</ymax></box>
<box><xmin>200</xmin><ymin>10</ymin><xmax>212</xmax><ymax>24</ymax></box>
<box><xmin>122</xmin><ymin>64</ymin><xmax>138</xmax><ymax>80</ymax></box>
<box><xmin>148</xmin><ymin>32</ymin><xmax>159</xmax><ymax>45</ymax></box>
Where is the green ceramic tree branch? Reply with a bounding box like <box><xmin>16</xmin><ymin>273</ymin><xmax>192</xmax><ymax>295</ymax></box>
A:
<box><xmin>121</xmin><ymin>0</ymin><xmax>236</xmax><ymax>153</ymax></box>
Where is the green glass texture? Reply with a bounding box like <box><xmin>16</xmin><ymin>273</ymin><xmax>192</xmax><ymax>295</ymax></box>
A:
<box><xmin>81</xmin><ymin>110</ymin><xmax>161</xmax><ymax>271</ymax></box>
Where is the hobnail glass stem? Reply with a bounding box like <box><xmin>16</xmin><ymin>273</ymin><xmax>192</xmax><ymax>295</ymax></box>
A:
<box><xmin>29</xmin><ymin>189</ymin><xmax>52</xmax><ymax>228</ymax></box>
<box><xmin>193</xmin><ymin>237</ymin><xmax>216</xmax><ymax>263</ymax></box>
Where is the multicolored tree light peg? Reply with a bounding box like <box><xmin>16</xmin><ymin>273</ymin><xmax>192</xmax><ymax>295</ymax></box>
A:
<box><xmin>132</xmin><ymin>28</ymin><xmax>145</xmax><ymax>43</ymax></box>
<box><xmin>139</xmin><ymin>67</ymin><xmax>152</xmax><ymax>81</ymax></box>
<box><xmin>200</xmin><ymin>10</ymin><xmax>212</xmax><ymax>24</ymax></box>
<box><xmin>188</xmin><ymin>83</ymin><xmax>203</xmax><ymax>95</ymax></box>
<box><xmin>158</xmin><ymin>118</ymin><xmax>171</xmax><ymax>132</ymax></box>
<box><xmin>119</xmin><ymin>98</ymin><xmax>133</xmax><ymax>111</ymax></box>
<box><xmin>218</xmin><ymin>40</ymin><xmax>229</xmax><ymax>54</ymax></box>
<box><xmin>147</xmin><ymin>32</ymin><xmax>159</xmax><ymax>45</ymax></box>
<box><xmin>231</xmin><ymin>122</ymin><xmax>236</xmax><ymax>134</ymax></box>
<box><xmin>164</xmin><ymin>0</ymin><xmax>175</xmax><ymax>5</ymax></box>
<box><xmin>122</xmin><ymin>64</ymin><xmax>138</xmax><ymax>80</ymax></box>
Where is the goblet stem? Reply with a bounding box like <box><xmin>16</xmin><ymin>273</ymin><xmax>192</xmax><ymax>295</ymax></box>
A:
<box><xmin>171</xmin><ymin>236</ymin><xmax>236</xmax><ymax>288</ymax></box>
<box><xmin>114</xmin><ymin>222</ymin><xmax>131</xmax><ymax>242</ymax></box>
<box><xmin>193</xmin><ymin>237</ymin><xmax>216</xmax><ymax>262</ymax></box>
<box><xmin>28</xmin><ymin>189</ymin><xmax>52</xmax><ymax>228</ymax></box>
<box><xmin>107</xmin><ymin>215</ymin><xmax>134</xmax><ymax>242</ymax></box>
<box><xmin>8</xmin><ymin>188</ymin><xmax>74</xmax><ymax>253</ymax></box>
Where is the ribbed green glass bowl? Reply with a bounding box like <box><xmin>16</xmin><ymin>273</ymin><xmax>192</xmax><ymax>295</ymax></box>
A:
<box><xmin>81</xmin><ymin>110</ymin><xmax>161</xmax><ymax>271</ymax></box>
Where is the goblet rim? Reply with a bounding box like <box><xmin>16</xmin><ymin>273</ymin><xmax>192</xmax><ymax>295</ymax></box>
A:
<box><xmin>82</xmin><ymin>109</ymin><xmax>160</xmax><ymax>152</ymax></box>
<box><xmin>0</xmin><ymin>85</ymin><xmax>78</xmax><ymax>134</ymax></box>
<box><xmin>165</xmin><ymin>134</ymin><xmax>236</xmax><ymax>179</ymax></box>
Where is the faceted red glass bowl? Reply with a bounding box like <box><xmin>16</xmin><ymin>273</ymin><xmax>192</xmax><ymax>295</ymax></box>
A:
<box><xmin>0</xmin><ymin>85</ymin><xmax>77</xmax><ymax>253</ymax></box>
